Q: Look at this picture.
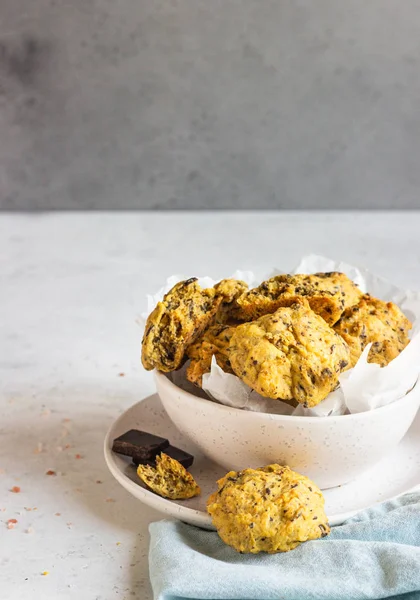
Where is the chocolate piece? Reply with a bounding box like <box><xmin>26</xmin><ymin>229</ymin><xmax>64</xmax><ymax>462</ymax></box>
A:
<box><xmin>132</xmin><ymin>445</ymin><xmax>194</xmax><ymax>469</ymax></box>
<box><xmin>112</xmin><ymin>430</ymin><xmax>169</xmax><ymax>462</ymax></box>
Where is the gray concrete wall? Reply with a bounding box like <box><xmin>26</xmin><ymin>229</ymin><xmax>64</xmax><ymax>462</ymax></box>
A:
<box><xmin>1</xmin><ymin>0</ymin><xmax>420</xmax><ymax>210</ymax></box>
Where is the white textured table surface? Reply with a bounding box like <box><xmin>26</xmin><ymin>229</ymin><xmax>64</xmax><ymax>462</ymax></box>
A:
<box><xmin>1</xmin><ymin>211</ymin><xmax>420</xmax><ymax>599</ymax></box>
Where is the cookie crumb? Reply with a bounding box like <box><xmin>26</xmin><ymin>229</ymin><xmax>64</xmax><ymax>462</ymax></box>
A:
<box><xmin>46</xmin><ymin>470</ymin><xmax>56</xmax><ymax>476</ymax></box>
<box><xmin>7</xmin><ymin>518</ymin><xmax>18</xmax><ymax>529</ymax></box>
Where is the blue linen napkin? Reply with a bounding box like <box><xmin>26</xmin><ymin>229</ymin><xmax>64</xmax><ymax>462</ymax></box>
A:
<box><xmin>149</xmin><ymin>492</ymin><xmax>420</xmax><ymax>600</ymax></box>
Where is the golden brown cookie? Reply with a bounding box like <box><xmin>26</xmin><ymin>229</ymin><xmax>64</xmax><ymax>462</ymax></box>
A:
<box><xmin>142</xmin><ymin>278</ymin><xmax>249</xmax><ymax>372</ymax></box>
<box><xmin>213</xmin><ymin>279</ymin><xmax>249</xmax><ymax>324</ymax></box>
<box><xmin>228</xmin><ymin>300</ymin><xmax>350</xmax><ymax>407</ymax></box>
<box><xmin>207</xmin><ymin>464</ymin><xmax>330</xmax><ymax>553</ymax></box>
<box><xmin>214</xmin><ymin>279</ymin><xmax>249</xmax><ymax>304</ymax></box>
<box><xmin>137</xmin><ymin>453</ymin><xmax>201</xmax><ymax>500</ymax></box>
<box><xmin>333</xmin><ymin>294</ymin><xmax>412</xmax><ymax>367</ymax></box>
<box><xmin>141</xmin><ymin>278</ymin><xmax>220</xmax><ymax>372</ymax></box>
<box><xmin>234</xmin><ymin>272</ymin><xmax>362</xmax><ymax>325</ymax></box>
<box><xmin>186</xmin><ymin>324</ymin><xmax>236</xmax><ymax>386</ymax></box>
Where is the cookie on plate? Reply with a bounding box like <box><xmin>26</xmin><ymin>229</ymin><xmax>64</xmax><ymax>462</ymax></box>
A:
<box><xmin>207</xmin><ymin>464</ymin><xmax>330</xmax><ymax>553</ymax></box>
<box><xmin>137</xmin><ymin>453</ymin><xmax>200</xmax><ymax>500</ymax></box>
<box><xmin>228</xmin><ymin>300</ymin><xmax>350</xmax><ymax>407</ymax></box>
<box><xmin>334</xmin><ymin>294</ymin><xmax>412</xmax><ymax>367</ymax></box>
<box><xmin>233</xmin><ymin>272</ymin><xmax>362</xmax><ymax>325</ymax></box>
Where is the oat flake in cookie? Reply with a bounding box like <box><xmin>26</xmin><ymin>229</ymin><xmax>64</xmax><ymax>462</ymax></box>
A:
<box><xmin>207</xmin><ymin>464</ymin><xmax>330</xmax><ymax>553</ymax></box>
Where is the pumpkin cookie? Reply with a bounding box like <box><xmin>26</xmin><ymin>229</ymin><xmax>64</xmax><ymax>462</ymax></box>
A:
<box><xmin>186</xmin><ymin>323</ymin><xmax>236</xmax><ymax>386</ymax></box>
<box><xmin>214</xmin><ymin>279</ymin><xmax>249</xmax><ymax>304</ymax></box>
<box><xmin>334</xmin><ymin>294</ymin><xmax>412</xmax><ymax>367</ymax></box>
<box><xmin>228</xmin><ymin>300</ymin><xmax>350</xmax><ymax>407</ymax></box>
<box><xmin>213</xmin><ymin>279</ymin><xmax>249</xmax><ymax>324</ymax></box>
<box><xmin>207</xmin><ymin>464</ymin><xmax>330</xmax><ymax>553</ymax></box>
<box><xmin>137</xmin><ymin>453</ymin><xmax>200</xmax><ymax>500</ymax></box>
<box><xmin>234</xmin><ymin>272</ymin><xmax>362</xmax><ymax>325</ymax></box>
<box><xmin>142</xmin><ymin>278</ymin><xmax>245</xmax><ymax>372</ymax></box>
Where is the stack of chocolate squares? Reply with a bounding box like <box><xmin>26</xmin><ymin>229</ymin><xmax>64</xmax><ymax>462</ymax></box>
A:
<box><xmin>112</xmin><ymin>429</ymin><xmax>194</xmax><ymax>468</ymax></box>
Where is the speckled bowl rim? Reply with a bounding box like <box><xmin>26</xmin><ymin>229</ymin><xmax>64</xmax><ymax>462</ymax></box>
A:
<box><xmin>155</xmin><ymin>370</ymin><xmax>420</xmax><ymax>422</ymax></box>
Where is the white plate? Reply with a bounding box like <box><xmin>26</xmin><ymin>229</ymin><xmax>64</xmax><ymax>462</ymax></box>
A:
<box><xmin>104</xmin><ymin>394</ymin><xmax>420</xmax><ymax>529</ymax></box>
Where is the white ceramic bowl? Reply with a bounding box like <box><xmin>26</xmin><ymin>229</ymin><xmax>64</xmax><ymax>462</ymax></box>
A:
<box><xmin>155</xmin><ymin>371</ymin><xmax>420</xmax><ymax>489</ymax></box>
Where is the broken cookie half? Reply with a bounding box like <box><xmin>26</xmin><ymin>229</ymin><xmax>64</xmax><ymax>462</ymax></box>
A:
<box><xmin>137</xmin><ymin>453</ymin><xmax>201</xmax><ymax>500</ymax></box>
<box><xmin>141</xmin><ymin>278</ymin><xmax>248</xmax><ymax>372</ymax></box>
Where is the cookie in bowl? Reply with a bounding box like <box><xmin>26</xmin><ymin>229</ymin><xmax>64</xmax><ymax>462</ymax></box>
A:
<box><xmin>186</xmin><ymin>323</ymin><xmax>236</xmax><ymax>386</ymax></box>
<box><xmin>141</xmin><ymin>277</ymin><xmax>247</xmax><ymax>372</ymax></box>
<box><xmin>228</xmin><ymin>300</ymin><xmax>350</xmax><ymax>407</ymax></box>
<box><xmin>334</xmin><ymin>294</ymin><xmax>412</xmax><ymax>367</ymax></box>
<box><xmin>232</xmin><ymin>272</ymin><xmax>362</xmax><ymax>325</ymax></box>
